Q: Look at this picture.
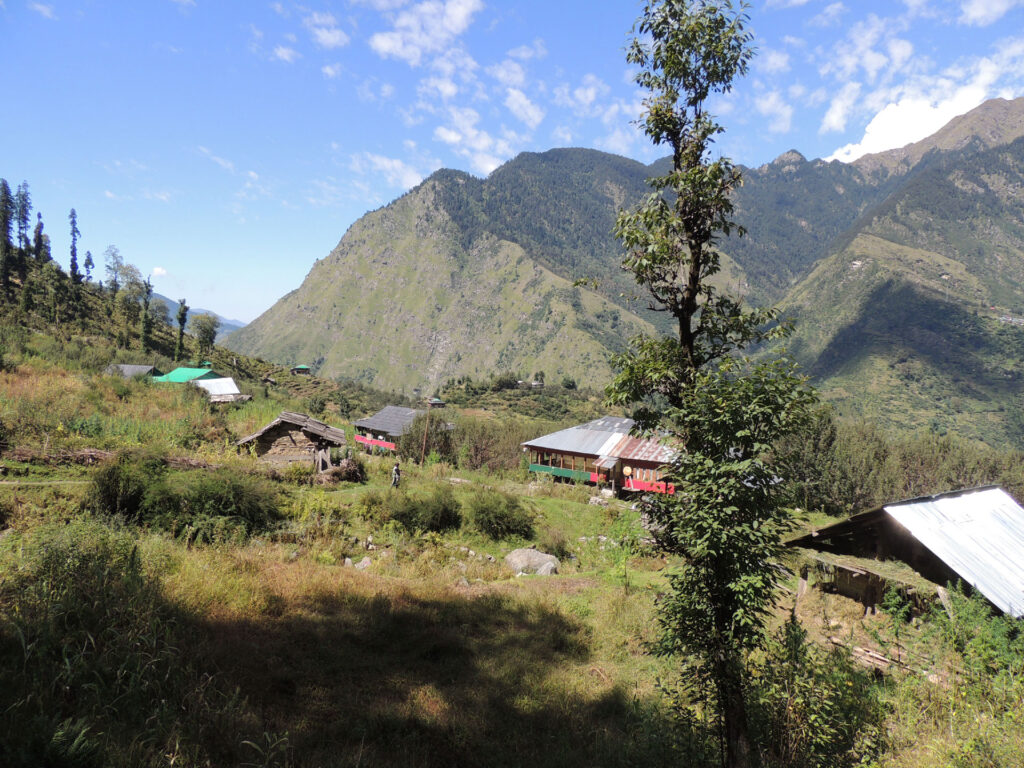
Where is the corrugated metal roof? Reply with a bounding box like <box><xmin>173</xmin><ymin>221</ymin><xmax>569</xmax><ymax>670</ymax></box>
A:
<box><xmin>353</xmin><ymin>405</ymin><xmax>422</xmax><ymax>437</ymax></box>
<box><xmin>191</xmin><ymin>377</ymin><xmax>241</xmax><ymax>396</ymax></box>
<box><xmin>236</xmin><ymin>411</ymin><xmax>347</xmax><ymax>447</ymax></box>
<box><xmin>608</xmin><ymin>434</ymin><xmax>677</xmax><ymax>464</ymax></box>
<box><xmin>153</xmin><ymin>367</ymin><xmax>220</xmax><ymax>383</ymax></box>
<box><xmin>522</xmin><ymin>416</ymin><xmax>674</xmax><ymax>463</ymax></box>
<box><xmin>884</xmin><ymin>487</ymin><xmax>1024</xmax><ymax>618</ymax></box>
<box><xmin>104</xmin><ymin>364</ymin><xmax>159</xmax><ymax>378</ymax></box>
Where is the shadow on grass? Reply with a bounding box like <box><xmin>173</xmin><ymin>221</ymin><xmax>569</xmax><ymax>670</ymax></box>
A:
<box><xmin>195</xmin><ymin>585</ymin><xmax>681</xmax><ymax>768</ymax></box>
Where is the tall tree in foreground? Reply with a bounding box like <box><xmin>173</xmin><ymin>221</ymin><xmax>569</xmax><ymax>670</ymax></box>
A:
<box><xmin>0</xmin><ymin>180</ymin><xmax>12</xmax><ymax>291</ymax></box>
<box><xmin>174</xmin><ymin>298</ymin><xmax>189</xmax><ymax>361</ymax></box>
<box><xmin>607</xmin><ymin>3</ymin><xmax>815</xmax><ymax>767</ymax></box>
<box><xmin>140</xmin><ymin>278</ymin><xmax>154</xmax><ymax>352</ymax></box>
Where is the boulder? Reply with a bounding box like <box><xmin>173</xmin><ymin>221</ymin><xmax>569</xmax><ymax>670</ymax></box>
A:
<box><xmin>355</xmin><ymin>556</ymin><xmax>372</xmax><ymax>571</ymax></box>
<box><xmin>505</xmin><ymin>548</ymin><xmax>559</xmax><ymax>576</ymax></box>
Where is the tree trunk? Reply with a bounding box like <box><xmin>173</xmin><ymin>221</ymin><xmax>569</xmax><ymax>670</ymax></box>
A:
<box><xmin>717</xmin><ymin>652</ymin><xmax>757</xmax><ymax>768</ymax></box>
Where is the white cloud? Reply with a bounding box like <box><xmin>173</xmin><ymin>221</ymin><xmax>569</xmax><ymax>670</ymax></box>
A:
<box><xmin>170</xmin><ymin>0</ymin><xmax>195</xmax><ymax>6</ymax></box>
<box><xmin>505</xmin><ymin>88</ymin><xmax>544</xmax><ymax>129</ymax></box>
<box><xmin>144</xmin><ymin>190</ymin><xmax>173</xmax><ymax>203</ymax></box>
<box><xmin>420</xmin><ymin>76</ymin><xmax>458</xmax><ymax>100</ymax></box>
<box><xmin>554</xmin><ymin>73</ymin><xmax>610</xmax><ymax>116</ymax></box>
<box><xmin>760</xmin><ymin>50</ymin><xmax>790</xmax><ymax>74</ymax></box>
<box><xmin>322</xmin><ymin>63</ymin><xmax>342</xmax><ymax>79</ymax></box>
<box><xmin>820</xmin><ymin>81</ymin><xmax>861</xmax><ymax>132</ymax></box>
<box><xmin>433</xmin><ymin>105</ymin><xmax>511</xmax><ymax>174</ymax></box>
<box><xmin>352</xmin><ymin>0</ymin><xmax>409</xmax><ymax>9</ymax></box>
<box><xmin>959</xmin><ymin>0</ymin><xmax>1024</xmax><ymax>26</ymax></box>
<box><xmin>305</xmin><ymin>12</ymin><xmax>350</xmax><ymax>49</ymax></box>
<box><xmin>273</xmin><ymin>45</ymin><xmax>300</xmax><ymax>63</ymax></box>
<box><xmin>487</xmin><ymin>59</ymin><xmax>525</xmax><ymax>88</ymax></box>
<box><xmin>755</xmin><ymin>90</ymin><xmax>794</xmax><ymax>133</ymax></box>
<box><xmin>152</xmin><ymin>267</ymin><xmax>168</xmax><ymax>277</ymax></box>
<box><xmin>810</xmin><ymin>2</ymin><xmax>846</xmax><ymax>26</ymax></box>
<box><xmin>507</xmin><ymin>39</ymin><xmax>546</xmax><ymax>60</ymax></box>
<box><xmin>198</xmin><ymin>146</ymin><xmax>235</xmax><ymax>172</ymax></box>
<box><xmin>369</xmin><ymin>0</ymin><xmax>483</xmax><ymax>66</ymax></box>
<box><xmin>596</xmin><ymin>126</ymin><xmax>637</xmax><ymax>156</ymax></box>
<box><xmin>29</xmin><ymin>3</ymin><xmax>55</xmax><ymax>19</ymax></box>
<box><xmin>351</xmin><ymin>152</ymin><xmax>424</xmax><ymax>189</ymax></box>
<box><xmin>552</xmin><ymin>125</ymin><xmax>573</xmax><ymax>145</ymax></box>
<box><xmin>766</xmin><ymin>0</ymin><xmax>813</xmax><ymax>7</ymax></box>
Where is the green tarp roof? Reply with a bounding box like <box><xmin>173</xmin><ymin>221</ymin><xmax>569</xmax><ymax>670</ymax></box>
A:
<box><xmin>153</xmin><ymin>367</ymin><xmax>220</xmax><ymax>383</ymax></box>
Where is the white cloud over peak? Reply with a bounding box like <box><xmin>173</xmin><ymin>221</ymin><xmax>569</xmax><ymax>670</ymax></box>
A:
<box><xmin>273</xmin><ymin>45</ymin><xmax>300</xmax><ymax>63</ymax></box>
<box><xmin>351</xmin><ymin>152</ymin><xmax>424</xmax><ymax>189</ymax></box>
<box><xmin>820</xmin><ymin>81</ymin><xmax>861</xmax><ymax>132</ymax></box>
<box><xmin>959</xmin><ymin>0</ymin><xmax>1024</xmax><ymax>26</ymax></box>
<box><xmin>755</xmin><ymin>90</ymin><xmax>794</xmax><ymax>133</ymax></box>
<box><xmin>433</xmin><ymin>105</ymin><xmax>511</xmax><ymax>174</ymax></box>
<box><xmin>505</xmin><ymin>88</ymin><xmax>544</xmax><ymax>129</ymax></box>
<box><xmin>369</xmin><ymin>0</ymin><xmax>483</xmax><ymax>66</ymax></box>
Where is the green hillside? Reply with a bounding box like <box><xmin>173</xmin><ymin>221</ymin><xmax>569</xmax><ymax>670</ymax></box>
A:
<box><xmin>225</xmin><ymin>175</ymin><xmax>656</xmax><ymax>392</ymax></box>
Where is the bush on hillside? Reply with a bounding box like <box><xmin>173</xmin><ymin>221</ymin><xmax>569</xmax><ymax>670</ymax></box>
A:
<box><xmin>87</xmin><ymin>451</ymin><xmax>279</xmax><ymax>542</ymax></box>
<box><xmin>359</xmin><ymin>485</ymin><xmax>462</xmax><ymax>533</ymax></box>
<box><xmin>466</xmin><ymin>489</ymin><xmax>533</xmax><ymax>540</ymax></box>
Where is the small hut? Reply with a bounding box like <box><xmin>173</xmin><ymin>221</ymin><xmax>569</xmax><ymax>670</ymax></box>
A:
<box><xmin>153</xmin><ymin>367</ymin><xmax>221</xmax><ymax>383</ymax></box>
<box><xmin>788</xmin><ymin>486</ymin><xmax>1024</xmax><ymax>617</ymax></box>
<box><xmin>236</xmin><ymin>411</ymin><xmax>347</xmax><ymax>471</ymax></box>
<box><xmin>290</xmin><ymin>364</ymin><xmax>312</xmax><ymax>375</ymax></box>
<box><xmin>352</xmin><ymin>405</ymin><xmax>421</xmax><ymax>451</ymax></box>
<box><xmin>104</xmin><ymin>363</ymin><xmax>162</xmax><ymax>378</ymax></box>
<box><xmin>191</xmin><ymin>377</ymin><xmax>251</xmax><ymax>403</ymax></box>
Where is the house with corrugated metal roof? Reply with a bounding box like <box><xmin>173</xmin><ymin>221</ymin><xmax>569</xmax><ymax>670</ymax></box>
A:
<box><xmin>153</xmin><ymin>367</ymin><xmax>221</xmax><ymax>383</ymax></box>
<box><xmin>788</xmin><ymin>486</ymin><xmax>1024</xmax><ymax>618</ymax></box>
<box><xmin>191</xmin><ymin>377</ymin><xmax>251</xmax><ymax>403</ymax></box>
<box><xmin>236</xmin><ymin>411</ymin><xmax>347</xmax><ymax>470</ymax></box>
<box><xmin>352</xmin><ymin>405</ymin><xmax>422</xmax><ymax>451</ymax></box>
<box><xmin>521</xmin><ymin>416</ymin><xmax>677</xmax><ymax>493</ymax></box>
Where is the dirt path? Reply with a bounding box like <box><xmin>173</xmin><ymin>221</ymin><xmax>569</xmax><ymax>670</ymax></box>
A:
<box><xmin>0</xmin><ymin>480</ymin><xmax>90</xmax><ymax>486</ymax></box>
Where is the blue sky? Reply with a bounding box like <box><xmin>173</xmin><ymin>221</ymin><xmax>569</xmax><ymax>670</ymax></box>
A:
<box><xmin>4</xmin><ymin>0</ymin><xmax>1024</xmax><ymax>322</ymax></box>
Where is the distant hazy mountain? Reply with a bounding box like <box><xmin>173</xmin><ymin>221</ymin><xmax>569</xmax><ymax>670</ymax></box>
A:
<box><xmin>225</xmin><ymin>97</ymin><xmax>1024</xmax><ymax>446</ymax></box>
<box><xmin>152</xmin><ymin>293</ymin><xmax>246</xmax><ymax>341</ymax></box>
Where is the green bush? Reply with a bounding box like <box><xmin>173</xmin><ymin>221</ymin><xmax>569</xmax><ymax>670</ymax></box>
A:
<box><xmin>359</xmin><ymin>485</ymin><xmax>462</xmax><ymax>533</ymax></box>
<box><xmin>87</xmin><ymin>451</ymin><xmax>279</xmax><ymax>542</ymax></box>
<box><xmin>466</xmin><ymin>489</ymin><xmax>533</xmax><ymax>539</ymax></box>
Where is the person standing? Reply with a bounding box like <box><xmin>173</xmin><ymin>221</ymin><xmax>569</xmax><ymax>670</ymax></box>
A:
<box><xmin>391</xmin><ymin>462</ymin><xmax>401</xmax><ymax>488</ymax></box>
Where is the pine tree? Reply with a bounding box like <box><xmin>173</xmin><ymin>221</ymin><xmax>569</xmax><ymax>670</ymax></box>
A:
<box><xmin>140</xmin><ymin>278</ymin><xmax>154</xmax><ymax>352</ymax></box>
<box><xmin>68</xmin><ymin>208</ymin><xmax>82</xmax><ymax>284</ymax></box>
<box><xmin>175</xmin><ymin>298</ymin><xmax>189</xmax><ymax>361</ymax></box>
<box><xmin>0</xmin><ymin>180</ymin><xmax>12</xmax><ymax>291</ymax></box>
<box><xmin>83</xmin><ymin>251</ymin><xmax>94</xmax><ymax>282</ymax></box>
<box><xmin>33</xmin><ymin>214</ymin><xmax>50</xmax><ymax>263</ymax></box>
<box><xmin>14</xmin><ymin>182</ymin><xmax>31</xmax><ymax>280</ymax></box>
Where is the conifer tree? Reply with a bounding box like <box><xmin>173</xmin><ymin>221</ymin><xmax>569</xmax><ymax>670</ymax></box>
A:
<box><xmin>68</xmin><ymin>208</ymin><xmax>82</xmax><ymax>284</ymax></box>
<box><xmin>140</xmin><ymin>278</ymin><xmax>154</xmax><ymax>352</ymax></box>
<box><xmin>0</xmin><ymin>180</ymin><xmax>12</xmax><ymax>291</ymax></box>
<box><xmin>175</xmin><ymin>298</ymin><xmax>189</xmax><ymax>361</ymax></box>
<box><xmin>33</xmin><ymin>214</ymin><xmax>50</xmax><ymax>263</ymax></box>
<box><xmin>83</xmin><ymin>250</ymin><xmax>94</xmax><ymax>282</ymax></box>
<box><xmin>14</xmin><ymin>182</ymin><xmax>31</xmax><ymax>279</ymax></box>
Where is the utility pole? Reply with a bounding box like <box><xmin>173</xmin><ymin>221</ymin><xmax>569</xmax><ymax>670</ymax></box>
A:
<box><xmin>419</xmin><ymin>400</ymin><xmax>433</xmax><ymax>465</ymax></box>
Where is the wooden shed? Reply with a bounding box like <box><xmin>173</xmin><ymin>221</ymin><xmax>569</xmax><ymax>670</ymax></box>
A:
<box><xmin>236</xmin><ymin>411</ymin><xmax>347</xmax><ymax>470</ymax></box>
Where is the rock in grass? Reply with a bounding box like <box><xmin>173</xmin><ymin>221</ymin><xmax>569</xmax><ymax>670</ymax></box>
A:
<box><xmin>505</xmin><ymin>548</ymin><xmax>559</xmax><ymax>576</ymax></box>
<box><xmin>355</xmin><ymin>556</ymin><xmax>372</xmax><ymax>571</ymax></box>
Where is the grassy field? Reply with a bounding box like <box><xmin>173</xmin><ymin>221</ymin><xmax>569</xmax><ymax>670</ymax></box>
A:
<box><xmin>2</xmin><ymin>327</ymin><xmax>1024</xmax><ymax>767</ymax></box>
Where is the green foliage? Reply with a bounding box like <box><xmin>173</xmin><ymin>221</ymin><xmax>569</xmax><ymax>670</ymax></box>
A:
<box><xmin>749</xmin><ymin>613</ymin><xmax>886</xmax><ymax>768</ymax></box>
<box><xmin>466</xmin><ymin>489</ymin><xmax>534</xmax><ymax>540</ymax></box>
<box><xmin>87</xmin><ymin>450</ymin><xmax>279</xmax><ymax>542</ymax></box>
<box><xmin>0</xmin><ymin>521</ymin><xmax>239</xmax><ymax>766</ymax></box>
<box><xmin>189</xmin><ymin>313</ymin><xmax>219</xmax><ymax>356</ymax></box>
<box><xmin>396</xmin><ymin>412</ymin><xmax>454</xmax><ymax>464</ymax></box>
<box><xmin>359</xmin><ymin>484</ymin><xmax>462</xmax><ymax>533</ymax></box>
<box><xmin>305</xmin><ymin>393</ymin><xmax>326</xmax><ymax>416</ymax></box>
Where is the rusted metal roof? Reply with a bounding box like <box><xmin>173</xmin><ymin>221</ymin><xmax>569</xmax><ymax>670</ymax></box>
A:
<box><xmin>353</xmin><ymin>405</ymin><xmax>422</xmax><ymax>437</ymax></box>
<box><xmin>236</xmin><ymin>411</ymin><xmax>347</xmax><ymax>447</ymax></box>
<box><xmin>522</xmin><ymin>416</ymin><xmax>675</xmax><ymax>464</ymax></box>
<box><xmin>883</xmin><ymin>487</ymin><xmax>1024</xmax><ymax>618</ymax></box>
<box><xmin>607</xmin><ymin>434</ymin><xmax>677</xmax><ymax>464</ymax></box>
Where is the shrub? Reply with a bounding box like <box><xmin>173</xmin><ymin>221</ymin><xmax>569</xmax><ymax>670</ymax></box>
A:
<box><xmin>87</xmin><ymin>448</ymin><xmax>167</xmax><ymax>521</ymax></box>
<box><xmin>360</xmin><ymin>485</ymin><xmax>462</xmax><ymax>533</ymax></box>
<box><xmin>466</xmin><ymin>489</ymin><xmax>534</xmax><ymax>540</ymax></box>
<box><xmin>538</xmin><ymin>527</ymin><xmax>570</xmax><ymax>560</ymax></box>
